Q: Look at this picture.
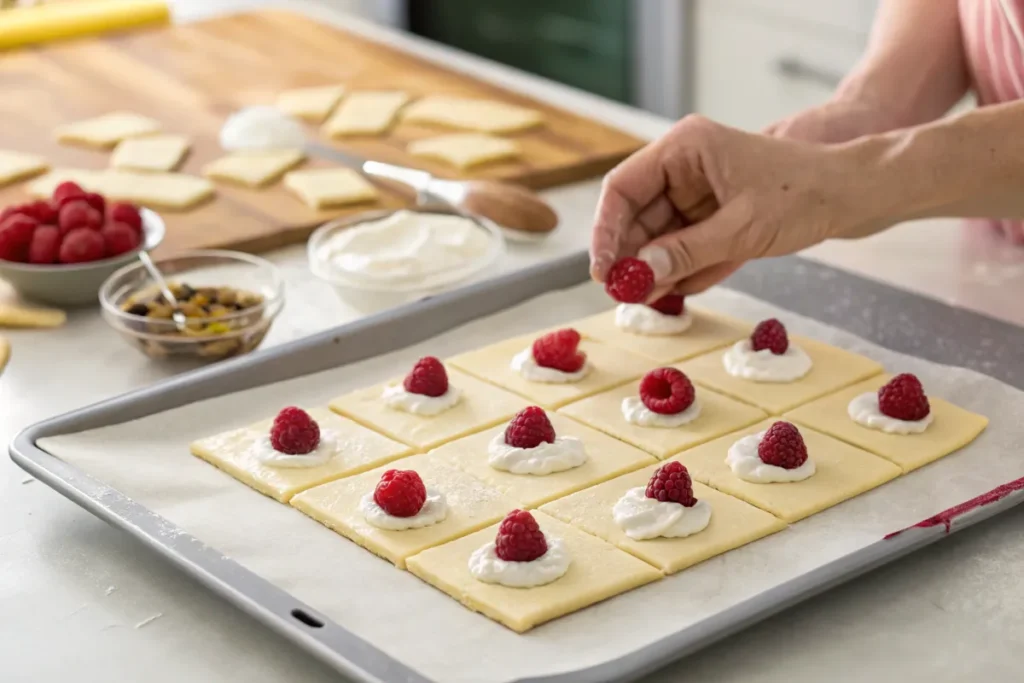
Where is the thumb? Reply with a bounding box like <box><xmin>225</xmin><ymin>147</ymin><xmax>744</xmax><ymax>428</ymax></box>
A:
<box><xmin>636</xmin><ymin>200</ymin><xmax>747</xmax><ymax>286</ymax></box>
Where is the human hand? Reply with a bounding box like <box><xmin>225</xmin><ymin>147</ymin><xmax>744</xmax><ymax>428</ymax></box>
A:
<box><xmin>591</xmin><ymin>115</ymin><xmax>880</xmax><ymax>298</ymax></box>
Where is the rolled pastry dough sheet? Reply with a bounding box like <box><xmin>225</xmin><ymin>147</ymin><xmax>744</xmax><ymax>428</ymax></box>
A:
<box><xmin>37</xmin><ymin>283</ymin><xmax>1020</xmax><ymax>683</ymax></box>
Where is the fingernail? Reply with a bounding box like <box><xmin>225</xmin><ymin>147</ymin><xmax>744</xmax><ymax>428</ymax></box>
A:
<box><xmin>638</xmin><ymin>245</ymin><xmax>672</xmax><ymax>281</ymax></box>
<box><xmin>590</xmin><ymin>249</ymin><xmax>615</xmax><ymax>279</ymax></box>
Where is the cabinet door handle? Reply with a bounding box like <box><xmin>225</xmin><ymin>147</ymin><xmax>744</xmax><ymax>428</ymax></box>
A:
<box><xmin>775</xmin><ymin>57</ymin><xmax>845</xmax><ymax>88</ymax></box>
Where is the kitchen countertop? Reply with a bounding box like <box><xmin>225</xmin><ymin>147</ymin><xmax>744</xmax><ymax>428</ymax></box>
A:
<box><xmin>3</xmin><ymin>3</ymin><xmax>1023</xmax><ymax>682</ymax></box>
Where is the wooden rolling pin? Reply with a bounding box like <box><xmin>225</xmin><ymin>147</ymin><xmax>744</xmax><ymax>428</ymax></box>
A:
<box><xmin>0</xmin><ymin>0</ymin><xmax>170</xmax><ymax>50</ymax></box>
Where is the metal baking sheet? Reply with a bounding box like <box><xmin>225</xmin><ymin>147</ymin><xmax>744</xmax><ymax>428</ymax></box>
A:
<box><xmin>11</xmin><ymin>252</ymin><xmax>1024</xmax><ymax>683</ymax></box>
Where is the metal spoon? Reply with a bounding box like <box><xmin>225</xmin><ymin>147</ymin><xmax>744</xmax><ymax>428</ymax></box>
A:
<box><xmin>134</xmin><ymin>209</ymin><xmax>187</xmax><ymax>332</ymax></box>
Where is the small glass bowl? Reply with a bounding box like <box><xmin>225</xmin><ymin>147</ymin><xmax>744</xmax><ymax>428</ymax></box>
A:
<box><xmin>99</xmin><ymin>250</ymin><xmax>284</xmax><ymax>361</ymax></box>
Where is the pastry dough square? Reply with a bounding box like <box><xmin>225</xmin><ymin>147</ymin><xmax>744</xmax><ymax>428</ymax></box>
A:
<box><xmin>402</xmin><ymin>96</ymin><xmax>544</xmax><ymax>134</ymax></box>
<box><xmin>329</xmin><ymin>368</ymin><xmax>527</xmax><ymax>450</ymax></box>
<box><xmin>0</xmin><ymin>150</ymin><xmax>49</xmax><ymax>187</ymax></box>
<box><xmin>322</xmin><ymin>91</ymin><xmax>410</xmax><ymax>137</ymax></box>
<box><xmin>0</xmin><ymin>279</ymin><xmax>65</xmax><ymax>328</ymax></box>
<box><xmin>448</xmin><ymin>335</ymin><xmax>652</xmax><ymax>409</ymax></box>
<box><xmin>675</xmin><ymin>419</ymin><xmax>901</xmax><ymax>522</ymax></box>
<box><xmin>111</xmin><ymin>135</ymin><xmax>190</xmax><ymax>172</ymax></box>
<box><xmin>276</xmin><ymin>85</ymin><xmax>346</xmax><ymax>122</ymax></box>
<box><xmin>55</xmin><ymin>112</ymin><xmax>162</xmax><ymax>148</ymax></box>
<box><xmin>283</xmin><ymin>167</ymin><xmax>379</xmax><ymax>209</ymax></box>
<box><xmin>28</xmin><ymin>169</ymin><xmax>213</xmax><ymax>210</ymax></box>
<box><xmin>203</xmin><ymin>149</ymin><xmax>306</xmax><ymax>188</ymax></box>
<box><xmin>430</xmin><ymin>413</ymin><xmax>657</xmax><ymax>508</ymax></box>
<box><xmin>678</xmin><ymin>336</ymin><xmax>884</xmax><ymax>415</ymax></box>
<box><xmin>570</xmin><ymin>305</ymin><xmax>751</xmax><ymax>364</ymax></box>
<box><xmin>785</xmin><ymin>374</ymin><xmax>989</xmax><ymax>472</ymax></box>
<box><xmin>405</xmin><ymin>511</ymin><xmax>661</xmax><ymax>632</ymax></box>
<box><xmin>26</xmin><ymin>169</ymin><xmax>106</xmax><ymax>198</ymax></box>
<box><xmin>190</xmin><ymin>408</ymin><xmax>414</xmax><ymax>503</ymax></box>
<box><xmin>541</xmin><ymin>468</ymin><xmax>785</xmax><ymax>574</ymax></box>
<box><xmin>292</xmin><ymin>453</ymin><xmax>515</xmax><ymax>568</ymax></box>
<box><xmin>408</xmin><ymin>133</ymin><xmax>520</xmax><ymax>169</ymax></box>
<box><xmin>559</xmin><ymin>381</ymin><xmax>766</xmax><ymax>460</ymax></box>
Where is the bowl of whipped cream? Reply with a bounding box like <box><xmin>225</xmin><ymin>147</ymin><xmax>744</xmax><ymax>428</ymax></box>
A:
<box><xmin>308</xmin><ymin>208</ymin><xmax>505</xmax><ymax>310</ymax></box>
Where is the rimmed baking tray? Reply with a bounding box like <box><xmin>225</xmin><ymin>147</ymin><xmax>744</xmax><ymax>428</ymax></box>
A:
<box><xmin>11</xmin><ymin>252</ymin><xmax>1024</xmax><ymax>683</ymax></box>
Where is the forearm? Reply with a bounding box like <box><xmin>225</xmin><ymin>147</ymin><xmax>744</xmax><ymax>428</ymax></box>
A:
<box><xmin>834</xmin><ymin>0</ymin><xmax>970</xmax><ymax>127</ymax></box>
<box><xmin>839</xmin><ymin>100</ymin><xmax>1024</xmax><ymax>233</ymax></box>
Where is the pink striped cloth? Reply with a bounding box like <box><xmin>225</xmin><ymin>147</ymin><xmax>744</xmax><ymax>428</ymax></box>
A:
<box><xmin>959</xmin><ymin>0</ymin><xmax>1024</xmax><ymax>241</ymax></box>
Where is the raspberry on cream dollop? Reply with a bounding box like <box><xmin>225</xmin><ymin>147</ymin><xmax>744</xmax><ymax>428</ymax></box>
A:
<box><xmin>725</xmin><ymin>421</ymin><xmax>816</xmax><ymax>483</ymax></box>
<box><xmin>849</xmin><ymin>373</ymin><xmax>934</xmax><ymax>434</ymax></box>
<box><xmin>511</xmin><ymin>328</ymin><xmax>591</xmax><ymax>383</ymax></box>
<box><xmin>488</xmin><ymin>406</ymin><xmax>587</xmax><ymax>475</ymax></box>
<box><xmin>722</xmin><ymin>318</ymin><xmax>812</xmax><ymax>383</ymax></box>
<box><xmin>359</xmin><ymin>468</ymin><xmax>448</xmax><ymax>530</ymax></box>
<box><xmin>382</xmin><ymin>356</ymin><xmax>463</xmax><ymax>416</ymax></box>
<box><xmin>621</xmin><ymin>367</ymin><xmax>702</xmax><ymax>428</ymax></box>
<box><xmin>251</xmin><ymin>406</ymin><xmax>338</xmax><ymax>468</ymax></box>
<box><xmin>613</xmin><ymin>462</ymin><xmax>712</xmax><ymax>540</ymax></box>
<box><xmin>468</xmin><ymin>509</ymin><xmax>570</xmax><ymax>587</ymax></box>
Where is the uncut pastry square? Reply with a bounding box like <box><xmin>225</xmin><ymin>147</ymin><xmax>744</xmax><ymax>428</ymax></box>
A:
<box><xmin>785</xmin><ymin>374</ymin><xmax>989</xmax><ymax>472</ymax></box>
<box><xmin>679</xmin><ymin>335</ymin><xmax>884</xmax><ymax>414</ymax></box>
<box><xmin>559</xmin><ymin>380</ymin><xmax>766</xmax><ymax>460</ymax></box>
<box><xmin>541</xmin><ymin>463</ymin><xmax>785</xmax><ymax>574</ymax></box>
<box><xmin>448</xmin><ymin>334</ymin><xmax>652</xmax><ymax>409</ymax></box>
<box><xmin>405</xmin><ymin>511</ymin><xmax>661</xmax><ymax>633</ymax></box>
<box><xmin>330</xmin><ymin>367</ymin><xmax>528</xmax><ymax>450</ymax></box>
<box><xmin>429</xmin><ymin>412</ymin><xmax>657</xmax><ymax>508</ymax></box>
<box><xmin>675</xmin><ymin>419</ymin><xmax>901</xmax><ymax>522</ymax></box>
<box><xmin>570</xmin><ymin>305</ymin><xmax>751</xmax><ymax>364</ymax></box>
<box><xmin>190</xmin><ymin>408</ymin><xmax>413</xmax><ymax>503</ymax></box>
<box><xmin>291</xmin><ymin>453</ymin><xmax>516</xmax><ymax>568</ymax></box>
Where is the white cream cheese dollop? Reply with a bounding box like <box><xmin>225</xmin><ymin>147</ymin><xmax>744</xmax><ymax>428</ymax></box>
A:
<box><xmin>722</xmin><ymin>339</ymin><xmax>812</xmax><ymax>383</ymax></box>
<box><xmin>612</xmin><ymin>487</ymin><xmax>712</xmax><ymax>540</ymax></box>
<box><xmin>848</xmin><ymin>392</ymin><xmax>933</xmax><ymax>434</ymax></box>
<box><xmin>381</xmin><ymin>384</ymin><xmax>462</xmax><ymax>416</ymax></box>
<box><xmin>621</xmin><ymin>397</ymin><xmax>701</xmax><ymax>428</ymax></box>
<box><xmin>358</xmin><ymin>488</ymin><xmax>448</xmax><ymax>530</ymax></box>
<box><xmin>219</xmin><ymin>106</ymin><xmax>307</xmax><ymax>151</ymax></box>
<box><xmin>316</xmin><ymin>210</ymin><xmax>492</xmax><ymax>285</ymax></box>
<box><xmin>510</xmin><ymin>347</ymin><xmax>591</xmax><ymax>383</ymax></box>
<box><xmin>487</xmin><ymin>433</ymin><xmax>587</xmax><ymax>475</ymax></box>
<box><xmin>251</xmin><ymin>430</ymin><xmax>338</xmax><ymax>469</ymax></box>
<box><xmin>725</xmin><ymin>431</ymin><xmax>816</xmax><ymax>483</ymax></box>
<box><xmin>615</xmin><ymin>303</ymin><xmax>693</xmax><ymax>336</ymax></box>
<box><xmin>468</xmin><ymin>538</ymin><xmax>570</xmax><ymax>588</ymax></box>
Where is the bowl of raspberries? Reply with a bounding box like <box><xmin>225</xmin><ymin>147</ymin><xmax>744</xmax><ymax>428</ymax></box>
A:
<box><xmin>0</xmin><ymin>180</ymin><xmax>164</xmax><ymax>306</ymax></box>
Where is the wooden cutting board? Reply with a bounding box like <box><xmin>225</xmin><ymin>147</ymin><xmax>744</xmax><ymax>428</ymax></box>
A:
<box><xmin>0</xmin><ymin>10</ymin><xmax>645</xmax><ymax>256</ymax></box>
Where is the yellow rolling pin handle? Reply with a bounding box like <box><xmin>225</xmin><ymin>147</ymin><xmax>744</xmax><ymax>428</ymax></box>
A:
<box><xmin>0</xmin><ymin>1</ymin><xmax>170</xmax><ymax>51</ymax></box>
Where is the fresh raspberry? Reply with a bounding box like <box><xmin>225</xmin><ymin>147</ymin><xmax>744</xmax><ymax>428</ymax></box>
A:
<box><xmin>605</xmin><ymin>257</ymin><xmax>655</xmax><ymax>303</ymax></box>
<box><xmin>58</xmin><ymin>200</ymin><xmax>102</xmax><ymax>235</ymax></box>
<box><xmin>83</xmin><ymin>192</ymin><xmax>106</xmax><ymax>215</ymax></box>
<box><xmin>504</xmin><ymin>406</ymin><xmax>556</xmax><ymax>449</ymax></box>
<box><xmin>373</xmin><ymin>469</ymin><xmax>427</xmax><ymax>518</ymax></box>
<box><xmin>532</xmin><ymin>328</ymin><xmax>586</xmax><ymax>372</ymax></box>
<box><xmin>645</xmin><ymin>461</ymin><xmax>697</xmax><ymax>506</ymax></box>
<box><xmin>494</xmin><ymin>509</ymin><xmax>548</xmax><ymax>562</ymax></box>
<box><xmin>757</xmin><ymin>421</ymin><xmax>808</xmax><ymax>469</ymax></box>
<box><xmin>108</xmin><ymin>202</ymin><xmax>143</xmax><ymax>233</ymax></box>
<box><xmin>750</xmin><ymin>318</ymin><xmax>789</xmax><ymax>355</ymax></box>
<box><xmin>19</xmin><ymin>200</ymin><xmax>58</xmax><ymax>225</ymax></box>
<box><xmin>649</xmin><ymin>294</ymin><xmax>685</xmax><ymax>316</ymax></box>
<box><xmin>269</xmin><ymin>406</ymin><xmax>321</xmax><ymax>455</ymax></box>
<box><xmin>52</xmin><ymin>181</ymin><xmax>87</xmax><ymax>209</ymax></box>
<box><xmin>28</xmin><ymin>226</ymin><xmax>61</xmax><ymax>264</ymax></box>
<box><xmin>402</xmin><ymin>356</ymin><xmax>449</xmax><ymax>397</ymax></box>
<box><xmin>58</xmin><ymin>228</ymin><xmax>105</xmax><ymax>264</ymax></box>
<box><xmin>101</xmin><ymin>221</ymin><xmax>141</xmax><ymax>257</ymax></box>
<box><xmin>0</xmin><ymin>215</ymin><xmax>38</xmax><ymax>262</ymax></box>
<box><xmin>639</xmin><ymin>367</ymin><xmax>695</xmax><ymax>415</ymax></box>
<box><xmin>878</xmin><ymin>373</ymin><xmax>931</xmax><ymax>421</ymax></box>
<box><xmin>0</xmin><ymin>205</ymin><xmax>23</xmax><ymax>222</ymax></box>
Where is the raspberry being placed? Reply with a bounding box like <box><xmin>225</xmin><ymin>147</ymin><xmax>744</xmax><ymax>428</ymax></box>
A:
<box><xmin>878</xmin><ymin>373</ymin><xmax>931</xmax><ymax>421</ymax></box>
<box><xmin>52</xmin><ymin>181</ymin><xmax>87</xmax><ymax>209</ymax></box>
<box><xmin>605</xmin><ymin>257</ymin><xmax>655</xmax><ymax>303</ymax></box>
<box><xmin>648</xmin><ymin>294</ymin><xmax>685</xmax><ymax>316</ymax></box>
<box><xmin>757</xmin><ymin>421</ymin><xmax>808</xmax><ymax>470</ymax></box>
<box><xmin>750</xmin><ymin>318</ymin><xmax>789</xmax><ymax>355</ymax></box>
<box><xmin>28</xmin><ymin>226</ymin><xmax>61</xmax><ymax>264</ymax></box>
<box><xmin>645</xmin><ymin>461</ymin><xmax>697</xmax><ymax>506</ymax></box>
<box><xmin>494</xmin><ymin>509</ymin><xmax>548</xmax><ymax>562</ymax></box>
<box><xmin>402</xmin><ymin>356</ymin><xmax>449</xmax><ymax>397</ymax></box>
<box><xmin>504</xmin><ymin>406</ymin><xmax>556</xmax><ymax>449</ymax></box>
<box><xmin>373</xmin><ymin>469</ymin><xmax>427</xmax><ymax>518</ymax></box>
<box><xmin>0</xmin><ymin>215</ymin><xmax>39</xmax><ymax>263</ymax></box>
<box><xmin>639</xmin><ymin>367</ymin><xmax>696</xmax><ymax>415</ymax></box>
<box><xmin>58</xmin><ymin>200</ymin><xmax>102</xmax><ymax>235</ymax></box>
<box><xmin>58</xmin><ymin>228</ymin><xmax>105</xmax><ymax>264</ymax></box>
<box><xmin>101</xmin><ymin>221</ymin><xmax>141</xmax><ymax>257</ymax></box>
<box><xmin>269</xmin><ymin>406</ymin><xmax>321</xmax><ymax>455</ymax></box>
<box><xmin>532</xmin><ymin>328</ymin><xmax>586</xmax><ymax>372</ymax></box>
<box><xmin>108</xmin><ymin>202</ymin><xmax>143</xmax><ymax>233</ymax></box>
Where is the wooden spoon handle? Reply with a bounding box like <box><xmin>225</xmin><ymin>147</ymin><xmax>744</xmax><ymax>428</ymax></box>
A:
<box><xmin>460</xmin><ymin>180</ymin><xmax>559</xmax><ymax>234</ymax></box>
